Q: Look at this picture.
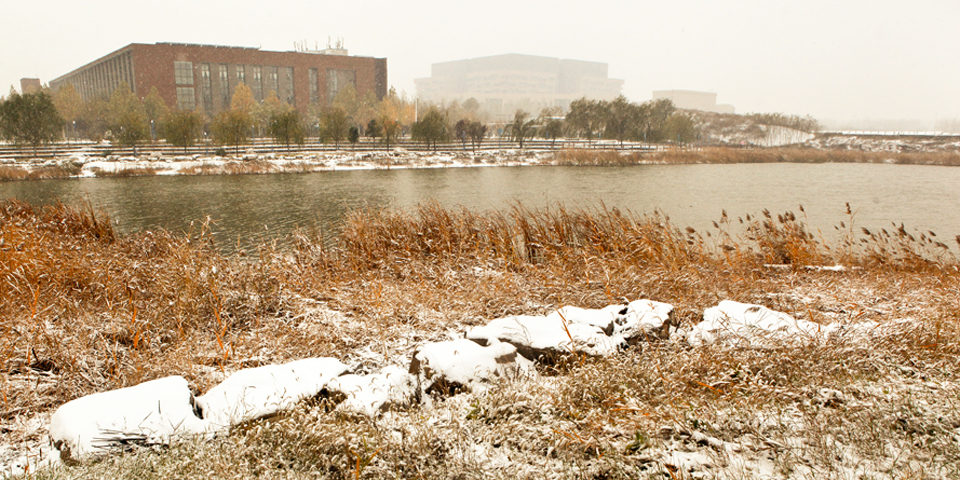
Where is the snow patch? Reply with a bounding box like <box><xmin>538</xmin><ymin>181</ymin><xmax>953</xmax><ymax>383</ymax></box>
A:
<box><xmin>195</xmin><ymin>358</ymin><xmax>347</xmax><ymax>429</ymax></box>
<box><xmin>410</xmin><ymin>339</ymin><xmax>536</xmax><ymax>394</ymax></box>
<box><xmin>49</xmin><ymin>376</ymin><xmax>207</xmax><ymax>461</ymax></box>
<box><xmin>466</xmin><ymin>314</ymin><xmax>624</xmax><ymax>359</ymax></box>
<box><xmin>326</xmin><ymin>366</ymin><xmax>417</xmax><ymax>417</ymax></box>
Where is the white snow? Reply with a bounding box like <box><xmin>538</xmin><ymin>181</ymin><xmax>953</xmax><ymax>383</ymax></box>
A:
<box><xmin>326</xmin><ymin>366</ymin><xmax>417</xmax><ymax>417</ymax></box>
<box><xmin>686</xmin><ymin>300</ymin><xmax>884</xmax><ymax>346</ymax></box>
<box><xmin>195</xmin><ymin>358</ymin><xmax>347</xmax><ymax>429</ymax></box>
<box><xmin>546</xmin><ymin>305</ymin><xmax>624</xmax><ymax>334</ymax></box>
<box><xmin>411</xmin><ymin>339</ymin><xmax>536</xmax><ymax>393</ymax></box>
<box><xmin>466</xmin><ymin>314</ymin><xmax>624</xmax><ymax>358</ymax></box>
<box><xmin>48</xmin><ymin>376</ymin><xmax>207</xmax><ymax>461</ymax></box>
<box><xmin>618</xmin><ymin>299</ymin><xmax>676</xmax><ymax>340</ymax></box>
<box><xmin>686</xmin><ymin>300</ymin><xmax>825</xmax><ymax>346</ymax></box>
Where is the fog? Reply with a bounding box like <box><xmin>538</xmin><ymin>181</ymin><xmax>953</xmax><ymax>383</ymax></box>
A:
<box><xmin>4</xmin><ymin>0</ymin><xmax>958</xmax><ymax>127</ymax></box>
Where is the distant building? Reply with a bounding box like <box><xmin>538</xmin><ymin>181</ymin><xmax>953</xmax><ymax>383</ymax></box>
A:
<box><xmin>19</xmin><ymin>78</ymin><xmax>41</xmax><ymax>94</ymax></box>
<box><xmin>49</xmin><ymin>42</ymin><xmax>387</xmax><ymax>115</ymax></box>
<box><xmin>652</xmin><ymin>90</ymin><xmax>734</xmax><ymax>114</ymax></box>
<box><xmin>416</xmin><ymin>54</ymin><xmax>624</xmax><ymax>119</ymax></box>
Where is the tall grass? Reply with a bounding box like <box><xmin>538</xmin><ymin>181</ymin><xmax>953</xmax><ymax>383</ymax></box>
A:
<box><xmin>4</xmin><ymin>200</ymin><xmax>960</xmax><ymax>478</ymax></box>
<box><xmin>0</xmin><ymin>164</ymin><xmax>81</xmax><ymax>181</ymax></box>
<box><xmin>91</xmin><ymin>167</ymin><xmax>161</xmax><ymax>177</ymax></box>
<box><xmin>549</xmin><ymin>147</ymin><xmax>960</xmax><ymax>166</ymax></box>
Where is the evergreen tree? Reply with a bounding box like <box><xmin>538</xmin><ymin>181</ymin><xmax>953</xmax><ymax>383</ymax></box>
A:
<box><xmin>366</xmin><ymin>118</ymin><xmax>382</xmax><ymax>140</ymax></box>
<box><xmin>0</xmin><ymin>89</ymin><xmax>64</xmax><ymax>154</ymax></box>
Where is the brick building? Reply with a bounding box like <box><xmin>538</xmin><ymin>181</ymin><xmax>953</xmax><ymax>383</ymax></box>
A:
<box><xmin>49</xmin><ymin>43</ymin><xmax>387</xmax><ymax>115</ymax></box>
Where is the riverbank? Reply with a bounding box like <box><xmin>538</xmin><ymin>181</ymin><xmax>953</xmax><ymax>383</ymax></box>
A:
<box><xmin>2</xmin><ymin>201</ymin><xmax>958</xmax><ymax>478</ymax></box>
<box><xmin>4</xmin><ymin>145</ymin><xmax>960</xmax><ymax>182</ymax></box>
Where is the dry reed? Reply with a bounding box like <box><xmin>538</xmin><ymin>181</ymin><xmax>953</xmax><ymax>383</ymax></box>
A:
<box><xmin>549</xmin><ymin>147</ymin><xmax>960</xmax><ymax>167</ymax></box>
<box><xmin>3</xmin><ymin>200</ymin><xmax>960</xmax><ymax>478</ymax></box>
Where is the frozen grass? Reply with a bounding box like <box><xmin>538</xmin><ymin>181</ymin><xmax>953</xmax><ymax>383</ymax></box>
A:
<box><xmin>3</xmin><ymin>200</ymin><xmax>960</xmax><ymax>478</ymax></box>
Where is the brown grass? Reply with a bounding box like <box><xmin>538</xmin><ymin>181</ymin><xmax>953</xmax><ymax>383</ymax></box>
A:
<box><xmin>4</xmin><ymin>200</ymin><xmax>960</xmax><ymax>478</ymax></box>
<box><xmin>91</xmin><ymin>167</ymin><xmax>161</xmax><ymax>178</ymax></box>
<box><xmin>550</xmin><ymin>147</ymin><xmax>960</xmax><ymax>167</ymax></box>
<box><xmin>0</xmin><ymin>164</ymin><xmax>81</xmax><ymax>181</ymax></box>
<box><xmin>180</xmin><ymin>160</ymin><xmax>278</xmax><ymax>176</ymax></box>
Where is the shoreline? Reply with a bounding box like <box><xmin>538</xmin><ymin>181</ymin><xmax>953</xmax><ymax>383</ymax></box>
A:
<box><xmin>3</xmin><ymin>143</ymin><xmax>960</xmax><ymax>182</ymax></box>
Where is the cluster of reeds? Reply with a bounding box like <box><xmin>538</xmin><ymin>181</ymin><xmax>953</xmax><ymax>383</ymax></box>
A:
<box><xmin>180</xmin><ymin>160</ymin><xmax>279</xmax><ymax>176</ymax></box>
<box><xmin>4</xmin><ymin>200</ymin><xmax>960</xmax><ymax>478</ymax></box>
<box><xmin>547</xmin><ymin>147</ymin><xmax>960</xmax><ymax>167</ymax></box>
<box><xmin>0</xmin><ymin>164</ymin><xmax>81</xmax><ymax>181</ymax></box>
<box><xmin>91</xmin><ymin>166</ymin><xmax>161</xmax><ymax>178</ymax></box>
<box><xmin>650</xmin><ymin>147</ymin><xmax>960</xmax><ymax>166</ymax></box>
<box><xmin>549</xmin><ymin>149</ymin><xmax>647</xmax><ymax>166</ymax></box>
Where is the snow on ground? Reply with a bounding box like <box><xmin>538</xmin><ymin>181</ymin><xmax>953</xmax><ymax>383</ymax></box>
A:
<box><xmin>0</xmin><ymin>299</ymin><xmax>920</xmax><ymax>477</ymax></box>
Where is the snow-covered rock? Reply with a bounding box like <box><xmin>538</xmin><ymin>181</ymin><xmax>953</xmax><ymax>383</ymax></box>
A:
<box><xmin>326</xmin><ymin>366</ymin><xmax>417</xmax><ymax>417</ymax></box>
<box><xmin>618</xmin><ymin>299</ymin><xmax>676</xmax><ymax>341</ymax></box>
<box><xmin>410</xmin><ymin>339</ymin><xmax>536</xmax><ymax>395</ymax></box>
<box><xmin>686</xmin><ymin>301</ymin><xmax>826</xmax><ymax>346</ymax></box>
<box><xmin>195</xmin><ymin>358</ymin><xmax>347</xmax><ymax>429</ymax></box>
<box><xmin>49</xmin><ymin>376</ymin><xmax>207</xmax><ymax>461</ymax></box>
<box><xmin>546</xmin><ymin>305</ymin><xmax>625</xmax><ymax>335</ymax></box>
<box><xmin>465</xmin><ymin>315</ymin><xmax>624</xmax><ymax>360</ymax></box>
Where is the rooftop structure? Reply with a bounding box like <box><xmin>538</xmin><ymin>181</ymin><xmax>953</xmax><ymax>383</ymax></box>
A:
<box><xmin>49</xmin><ymin>42</ymin><xmax>387</xmax><ymax>115</ymax></box>
<box><xmin>19</xmin><ymin>78</ymin><xmax>41</xmax><ymax>94</ymax></box>
<box><xmin>652</xmin><ymin>90</ymin><xmax>734</xmax><ymax>114</ymax></box>
<box><xmin>415</xmin><ymin>54</ymin><xmax>624</xmax><ymax>118</ymax></box>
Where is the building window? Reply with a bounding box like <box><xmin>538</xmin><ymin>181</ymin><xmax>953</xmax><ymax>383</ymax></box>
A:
<box><xmin>326</xmin><ymin>69</ymin><xmax>355</xmax><ymax>103</ymax></box>
<box><xmin>236</xmin><ymin>65</ymin><xmax>245</xmax><ymax>85</ymax></box>
<box><xmin>252</xmin><ymin>66</ymin><xmax>263</xmax><ymax>101</ymax></box>
<box><xmin>174</xmin><ymin>61</ymin><xmax>194</xmax><ymax>85</ymax></box>
<box><xmin>267</xmin><ymin>66</ymin><xmax>279</xmax><ymax>97</ymax></box>
<box><xmin>309</xmin><ymin>68</ymin><xmax>319</xmax><ymax>104</ymax></box>
<box><xmin>219</xmin><ymin>64</ymin><xmax>229</xmax><ymax>107</ymax></box>
<box><xmin>200</xmin><ymin>64</ymin><xmax>212</xmax><ymax>112</ymax></box>
<box><xmin>176</xmin><ymin>87</ymin><xmax>196</xmax><ymax>110</ymax></box>
<box><xmin>283</xmin><ymin>67</ymin><xmax>294</xmax><ymax>104</ymax></box>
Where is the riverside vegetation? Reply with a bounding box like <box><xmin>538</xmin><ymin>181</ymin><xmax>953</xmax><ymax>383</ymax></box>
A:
<box><xmin>2</xmin><ymin>199</ymin><xmax>960</xmax><ymax>478</ymax></box>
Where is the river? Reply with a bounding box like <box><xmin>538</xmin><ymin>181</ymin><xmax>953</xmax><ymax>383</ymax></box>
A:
<box><xmin>2</xmin><ymin>163</ymin><xmax>959</xmax><ymax>253</ymax></box>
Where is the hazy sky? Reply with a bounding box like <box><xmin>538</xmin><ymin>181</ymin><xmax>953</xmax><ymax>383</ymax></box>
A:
<box><xmin>4</xmin><ymin>0</ymin><xmax>958</xmax><ymax>125</ymax></box>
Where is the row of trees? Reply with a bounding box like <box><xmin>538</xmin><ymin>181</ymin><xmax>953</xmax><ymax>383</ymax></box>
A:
<box><xmin>408</xmin><ymin>96</ymin><xmax>698</xmax><ymax>151</ymax></box>
<box><xmin>11</xmin><ymin>85</ymin><xmax>822</xmax><ymax>154</ymax></box>
<box><xmin>0</xmin><ymin>81</ymin><xmax>422</xmax><ymax>154</ymax></box>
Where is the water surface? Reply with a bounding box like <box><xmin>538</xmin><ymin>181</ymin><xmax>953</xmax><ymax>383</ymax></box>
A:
<box><xmin>2</xmin><ymin>164</ymin><xmax>958</xmax><ymax>252</ymax></box>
